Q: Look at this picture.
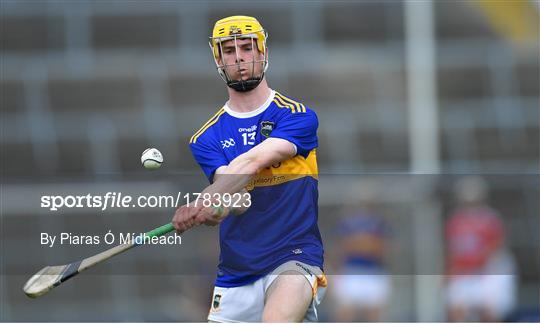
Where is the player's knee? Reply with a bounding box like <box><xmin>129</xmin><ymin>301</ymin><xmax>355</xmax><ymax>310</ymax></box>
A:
<box><xmin>262</xmin><ymin>309</ymin><xmax>298</xmax><ymax>323</ymax></box>
<box><xmin>262</xmin><ymin>272</ymin><xmax>312</xmax><ymax>322</ymax></box>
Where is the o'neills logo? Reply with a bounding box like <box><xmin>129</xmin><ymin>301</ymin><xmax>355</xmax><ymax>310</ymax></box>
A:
<box><xmin>238</xmin><ymin>125</ymin><xmax>257</xmax><ymax>133</ymax></box>
<box><xmin>261</xmin><ymin>121</ymin><xmax>275</xmax><ymax>137</ymax></box>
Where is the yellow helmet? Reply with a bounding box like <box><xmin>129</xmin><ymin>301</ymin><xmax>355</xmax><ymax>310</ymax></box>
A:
<box><xmin>209</xmin><ymin>15</ymin><xmax>269</xmax><ymax>92</ymax></box>
<box><xmin>210</xmin><ymin>15</ymin><xmax>267</xmax><ymax>60</ymax></box>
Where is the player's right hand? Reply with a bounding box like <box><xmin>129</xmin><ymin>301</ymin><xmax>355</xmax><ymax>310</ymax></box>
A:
<box><xmin>172</xmin><ymin>203</ymin><xmax>204</xmax><ymax>233</ymax></box>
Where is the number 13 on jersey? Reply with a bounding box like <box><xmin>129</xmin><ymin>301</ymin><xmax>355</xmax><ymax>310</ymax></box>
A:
<box><xmin>242</xmin><ymin>132</ymin><xmax>256</xmax><ymax>145</ymax></box>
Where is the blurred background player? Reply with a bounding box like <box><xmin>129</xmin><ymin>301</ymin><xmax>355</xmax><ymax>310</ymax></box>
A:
<box><xmin>330</xmin><ymin>181</ymin><xmax>391</xmax><ymax>322</ymax></box>
<box><xmin>445</xmin><ymin>176</ymin><xmax>517</xmax><ymax>322</ymax></box>
<box><xmin>172</xmin><ymin>16</ymin><xmax>326</xmax><ymax>322</ymax></box>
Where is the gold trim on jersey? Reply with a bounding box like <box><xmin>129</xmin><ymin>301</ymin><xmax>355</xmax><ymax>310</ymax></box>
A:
<box><xmin>272</xmin><ymin>95</ymin><xmax>296</xmax><ymax>113</ymax></box>
<box><xmin>190</xmin><ymin>108</ymin><xmax>226</xmax><ymax>144</ymax></box>
<box><xmin>275</xmin><ymin>92</ymin><xmax>306</xmax><ymax>113</ymax></box>
<box><xmin>246</xmin><ymin>149</ymin><xmax>318</xmax><ymax>190</ymax></box>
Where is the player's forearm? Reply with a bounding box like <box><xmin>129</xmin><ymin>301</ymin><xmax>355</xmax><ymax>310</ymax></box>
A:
<box><xmin>202</xmin><ymin>153</ymin><xmax>260</xmax><ymax>196</ymax></box>
<box><xmin>195</xmin><ymin>155</ymin><xmax>256</xmax><ymax>220</ymax></box>
<box><xmin>198</xmin><ymin>138</ymin><xmax>295</xmax><ymax>217</ymax></box>
<box><xmin>204</xmin><ymin>138</ymin><xmax>294</xmax><ymax>196</ymax></box>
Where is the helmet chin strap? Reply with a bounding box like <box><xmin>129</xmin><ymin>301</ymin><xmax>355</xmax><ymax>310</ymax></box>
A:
<box><xmin>226</xmin><ymin>76</ymin><xmax>264</xmax><ymax>92</ymax></box>
<box><xmin>222</xmin><ymin>59</ymin><xmax>269</xmax><ymax>92</ymax></box>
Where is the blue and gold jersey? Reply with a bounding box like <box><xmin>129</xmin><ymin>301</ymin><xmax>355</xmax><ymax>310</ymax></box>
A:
<box><xmin>189</xmin><ymin>90</ymin><xmax>324</xmax><ymax>287</ymax></box>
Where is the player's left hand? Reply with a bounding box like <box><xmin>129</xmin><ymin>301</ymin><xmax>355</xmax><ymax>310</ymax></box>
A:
<box><xmin>194</xmin><ymin>205</ymin><xmax>230</xmax><ymax>227</ymax></box>
<box><xmin>172</xmin><ymin>203</ymin><xmax>204</xmax><ymax>233</ymax></box>
<box><xmin>172</xmin><ymin>202</ymin><xmax>230</xmax><ymax>233</ymax></box>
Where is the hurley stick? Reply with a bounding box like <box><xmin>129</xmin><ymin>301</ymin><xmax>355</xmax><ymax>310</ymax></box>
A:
<box><xmin>23</xmin><ymin>223</ymin><xmax>175</xmax><ymax>298</ymax></box>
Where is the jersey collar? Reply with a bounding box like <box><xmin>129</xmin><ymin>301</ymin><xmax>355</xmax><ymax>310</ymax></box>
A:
<box><xmin>224</xmin><ymin>89</ymin><xmax>275</xmax><ymax>119</ymax></box>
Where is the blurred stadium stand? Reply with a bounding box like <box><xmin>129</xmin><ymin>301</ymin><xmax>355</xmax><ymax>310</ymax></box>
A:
<box><xmin>1</xmin><ymin>0</ymin><xmax>538</xmax><ymax>321</ymax></box>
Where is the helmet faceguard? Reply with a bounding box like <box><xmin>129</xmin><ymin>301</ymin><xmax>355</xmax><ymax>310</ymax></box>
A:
<box><xmin>209</xmin><ymin>16</ymin><xmax>269</xmax><ymax>92</ymax></box>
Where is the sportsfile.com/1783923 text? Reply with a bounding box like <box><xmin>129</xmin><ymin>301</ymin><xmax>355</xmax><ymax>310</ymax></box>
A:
<box><xmin>40</xmin><ymin>192</ymin><xmax>252</xmax><ymax>211</ymax></box>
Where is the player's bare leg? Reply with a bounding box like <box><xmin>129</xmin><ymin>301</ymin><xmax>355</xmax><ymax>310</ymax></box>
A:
<box><xmin>364</xmin><ymin>306</ymin><xmax>383</xmax><ymax>322</ymax></box>
<box><xmin>334</xmin><ymin>305</ymin><xmax>383</xmax><ymax>322</ymax></box>
<box><xmin>262</xmin><ymin>270</ymin><xmax>313</xmax><ymax>322</ymax></box>
<box><xmin>334</xmin><ymin>304</ymin><xmax>357</xmax><ymax>322</ymax></box>
<box><xmin>448</xmin><ymin>305</ymin><xmax>468</xmax><ymax>322</ymax></box>
<box><xmin>479</xmin><ymin>307</ymin><xmax>500</xmax><ymax>322</ymax></box>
